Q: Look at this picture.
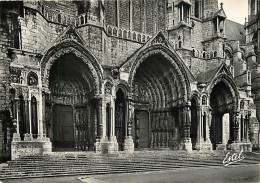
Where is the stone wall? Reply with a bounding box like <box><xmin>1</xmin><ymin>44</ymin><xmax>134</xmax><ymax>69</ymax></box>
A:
<box><xmin>20</xmin><ymin>7</ymin><xmax>65</xmax><ymax>54</ymax></box>
<box><xmin>119</xmin><ymin>0</ymin><xmax>130</xmax><ymax>30</ymax></box>
<box><xmin>104</xmin><ymin>0</ymin><xmax>117</xmax><ymax>27</ymax></box>
<box><xmin>190</xmin><ymin>19</ymin><xmax>203</xmax><ymax>50</ymax></box>
<box><xmin>78</xmin><ymin>24</ymin><xmax>144</xmax><ymax>66</ymax></box>
<box><xmin>0</xmin><ymin>6</ymin><xmax>14</xmax><ymax>112</ymax></box>
<box><xmin>202</xmin><ymin>0</ymin><xmax>218</xmax><ymax>19</ymax></box>
<box><xmin>11</xmin><ymin>140</ymin><xmax>52</xmax><ymax>160</ymax></box>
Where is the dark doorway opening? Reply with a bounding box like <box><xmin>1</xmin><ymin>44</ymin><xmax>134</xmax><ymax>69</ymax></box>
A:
<box><xmin>210</xmin><ymin>81</ymin><xmax>234</xmax><ymax>150</ymax></box>
<box><xmin>53</xmin><ymin>104</ymin><xmax>74</xmax><ymax>149</ymax></box>
<box><xmin>115</xmin><ymin>89</ymin><xmax>126</xmax><ymax>150</ymax></box>
<box><xmin>134</xmin><ymin>110</ymin><xmax>149</xmax><ymax>148</ymax></box>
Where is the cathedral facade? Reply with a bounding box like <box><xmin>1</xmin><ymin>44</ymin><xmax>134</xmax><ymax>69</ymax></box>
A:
<box><xmin>0</xmin><ymin>0</ymin><xmax>259</xmax><ymax>160</ymax></box>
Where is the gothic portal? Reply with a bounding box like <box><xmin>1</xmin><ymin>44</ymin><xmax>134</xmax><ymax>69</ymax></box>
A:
<box><xmin>0</xmin><ymin>0</ymin><xmax>259</xmax><ymax>160</ymax></box>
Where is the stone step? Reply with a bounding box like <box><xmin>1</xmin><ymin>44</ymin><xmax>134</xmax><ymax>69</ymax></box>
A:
<box><xmin>1</xmin><ymin>151</ymin><xmax>259</xmax><ymax>180</ymax></box>
<box><xmin>8</xmin><ymin>157</ymin><xmax>259</xmax><ymax>165</ymax></box>
<box><xmin>1</xmin><ymin>162</ymin><xmax>257</xmax><ymax>180</ymax></box>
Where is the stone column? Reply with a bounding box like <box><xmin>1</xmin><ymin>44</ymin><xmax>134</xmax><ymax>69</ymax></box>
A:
<box><xmin>181</xmin><ymin>5</ymin><xmax>184</xmax><ymax>22</ymax></box>
<box><xmin>201</xmin><ymin>111</ymin><xmax>204</xmax><ymax>141</ymax></box>
<box><xmin>24</xmin><ymin>100</ymin><xmax>29</xmax><ymax>134</ymax></box>
<box><xmin>231</xmin><ymin>112</ymin><xmax>239</xmax><ymax>142</ymax></box>
<box><xmin>102</xmin><ymin>95</ymin><xmax>118</xmax><ymax>154</ymax></box>
<box><xmin>0</xmin><ymin>120</ymin><xmax>3</xmax><ymax>152</ymax></box>
<box><xmin>241</xmin><ymin>115</ymin><xmax>244</xmax><ymax>142</ymax></box>
<box><xmin>246</xmin><ymin>112</ymin><xmax>251</xmax><ymax>142</ymax></box>
<box><xmin>129</xmin><ymin>0</ymin><xmax>133</xmax><ymax>31</ymax></box>
<box><xmin>123</xmin><ymin>99</ymin><xmax>134</xmax><ymax>153</ymax></box>
<box><xmin>37</xmin><ymin>99</ymin><xmax>41</xmax><ymax>139</ymax></box>
<box><xmin>28</xmin><ymin>98</ymin><xmax>32</xmax><ymax>134</ymax></box>
<box><xmin>195</xmin><ymin>106</ymin><xmax>202</xmax><ymax>149</ymax></box>
<box><xmin>16</xmin><ymin>98</ymin><xmax>20</xmax><ymax>134</ymax></box>
<box><xmin>188</xmin><ymin>6</ymin><xmax>191</xmax><ymax>23</ymax></box>
<box><xmin>206</xmin><ymin>111</ymin><xmax>211</xmax><ymax>143</ymax></box>
<box><xmin>12</xmin><ymin>98</ymin><xmax>21</xmax><ymax>141</ymax></box>
<box><xmin>223</xmin><ymin>19</ymin><xmax>226</xmax><ymax>35</ymax></box>
<box><xmin>165</xmin><ymin>113</ymin><xmax>169</xmax><ymax>147</ymax></box>
<box><xmin>179</xmin><ymin>6</ymin><xmax>181</xmax><ymax>22</ymax></box>
<box><xmin>97</xmin><ymin>98</ymin><xmax>103</xmax><ymax>139</ymax></box>
<box><xmin>216</xmin><ymin>17</ymin><xmax>219</xmax><ymax>33</ymax></box>
<box><xmin>110</xmin><ymin>97</ymin><xmax>114</xmax><ymax>137</ymax></box>
<box><xmin>230</xmin><ymin>111</ymin><xmax>242</xmax><ymax>151</ymax></box>
<box><xmin>179</xmin><ymin>102</ymin><xmax>192</xmax><ymax>152</ymax></box>
<box><xmin>201</xmin><ymin>110</ymin><xmax>213</xmax><ymax>150</ymax></box>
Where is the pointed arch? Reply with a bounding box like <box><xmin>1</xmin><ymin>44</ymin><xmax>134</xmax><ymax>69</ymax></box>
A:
<box><xmin>128</xmin><ymin>45</ymin><xmax>192</xmax><ymax>102</ymax></box>
<box><xmin>41</xmin><ymin>39</ymin><xmax>103</xmax><ymax>95</ymax></box>
<box><xmin>208</xmin><ymin>73</ymin><xmax>239</xmax><ymax>110</ymax></box>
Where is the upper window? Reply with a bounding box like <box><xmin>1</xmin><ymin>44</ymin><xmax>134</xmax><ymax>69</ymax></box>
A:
<box><xmin>194</xmin><ymin>0</ymin><xmax>199</xmax><ymax>18</ymax></box>
<box><xmin>251</xmin><ymin>0</ymin><xmax>256</xmax><ymax>15</ymax></box>
<box><xmin>58</xmin><ymin>14</ymin><xmax>61</xmax><ymax>23</ymax></box>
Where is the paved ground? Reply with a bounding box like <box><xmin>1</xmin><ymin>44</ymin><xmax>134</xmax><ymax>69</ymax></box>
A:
<box><xmin>1</xmin><ymin>164</ymin><xmax>259</xmax><ymax>183</ymax></box>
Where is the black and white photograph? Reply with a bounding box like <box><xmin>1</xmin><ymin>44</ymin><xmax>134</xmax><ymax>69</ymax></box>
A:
<box><xmin>0</xmin><ymin>0</ymin><xmax>259</xmax><ymax>182</ymax></box>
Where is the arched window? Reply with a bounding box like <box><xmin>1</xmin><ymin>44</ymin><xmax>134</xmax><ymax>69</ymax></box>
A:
<box><xmin>137</xmin><ymin>34</ymin><xmax>141</xmax><ymax>42</ymax></box>
<box><xmin>118</xmin><ymin>29</ymin><xmax>122</xmax><ymax>38</ymax></box>
<box><xmin>178</xmin><ymin>41</ymin><xmax>182</xmax><ymax>48</ymax></box>
<box><xmin>240</xmin><ymin>100</ymin><xmax>244</xmax><ymax>109</ymax></box>
<box><xmin>63</xmin><ymin>16</ymin><xmax>66</xmax><ymax>25</ymax></box>
<box><xmin>214</xmin><ymin>51</ymin><xmax>217</xmax><ymax>57</ymax></box>
<box><xmin>41</xmin><ymin>5</ymin><xmax>44</xmax><ymax>15</ymax></box>
<box><xmin>85</xmin><ymin>14</ymin><xmax>88</xmax><ymax>24</ymax></box>
<box><xmin>113</xmin><ymin>28</ymin><xmax>117</xmax><ymax>36</ymax></box>
<box><xmin>203</xmin><ymin>52</ymin><xmax>206</xmax><ymax>59</ymax></box>
<box><xmin>123</xmin><ymin>30</ymin><xmax>127</xmax><ymax>39</ymax></box>
<box><xmin>142</xmin><ymin>35</ymin><xmax>146</xmax><ymax>42</ymax></box>
<box><xmin>194</xmin><ymin>0</ymin><xmax>199</xmax><ymax>18</ymax></box>
<box><xmin>178</xmin><ymin>35</ymin><xmax>182</xmax><ymax>48</ymax></box>
<box><xmin>128</xmin><ymin>31</ymin><xmax>131</xmax><ymax>39</ymax></box>
<box><xmin>80</xmin><ymin>16</ymin><xmax>84</xmax><ymax>25</ymax></box>
<box><xmin>58</xmin><ymin>14</ymin><xmax>61</xmax><ymax>23</ymax></box>
<box><xmin>133</xmin><ymin>32</ymin><xmax>136</xmax><ymax>40</ymax></box>
<box><xmin>251</xmin><ymin>0</ymin><xmax>256</xmax><ymax>16</ymax></box>
<box><xmin>107</xmin><ymin>26</ymin><xmax>112</xmax><ymax>35</ymax></box>
<box><xmin>252</xmin><ymin>32</ymin><xmax>257</xmax><ymax>42</ymax></box>
<box><xmin>192</xmin><ymin>49</ymin><xmax>195</xmax><ymax>56</ymax></box>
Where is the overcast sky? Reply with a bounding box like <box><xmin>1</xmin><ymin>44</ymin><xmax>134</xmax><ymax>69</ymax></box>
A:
<box><xmin>220</xmin><ymin>0</ymin><xmax>248</xmax><ymax>24</ymax></box>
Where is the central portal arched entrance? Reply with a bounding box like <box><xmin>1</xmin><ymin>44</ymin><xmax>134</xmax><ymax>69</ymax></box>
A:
<box><xmin>45</xmin><ymin>52</ymin><xmax>98</xmax><ymax>151</ymax></box>
<box><xmin>130</xmin><ymin>50</ymin><xmax>190</xmax><ymax>149</ymax></box>
<box><xmin>209</xmin><ymin>80</ymin><xmax>237</xmax><ymax>150</ymax></box>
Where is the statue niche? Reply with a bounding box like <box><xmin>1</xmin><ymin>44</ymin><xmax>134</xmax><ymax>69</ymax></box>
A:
<box><xmin>27</xmin><ymin>72</ymin><xmax>38</xmax><ymax>86</ymax></box>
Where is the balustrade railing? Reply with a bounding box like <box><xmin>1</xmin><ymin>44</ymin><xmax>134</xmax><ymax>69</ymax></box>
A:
<box><xmin>105</xmin><ymin>25</ymin><xmax>151</xmax><ymax>43</ymax></box>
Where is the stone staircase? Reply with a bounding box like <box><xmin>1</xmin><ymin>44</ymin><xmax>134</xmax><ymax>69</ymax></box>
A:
<box><xmin>0</xmin><ymin>150</ymin><xmax>259</xmax><ymax>179</ymax></box>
